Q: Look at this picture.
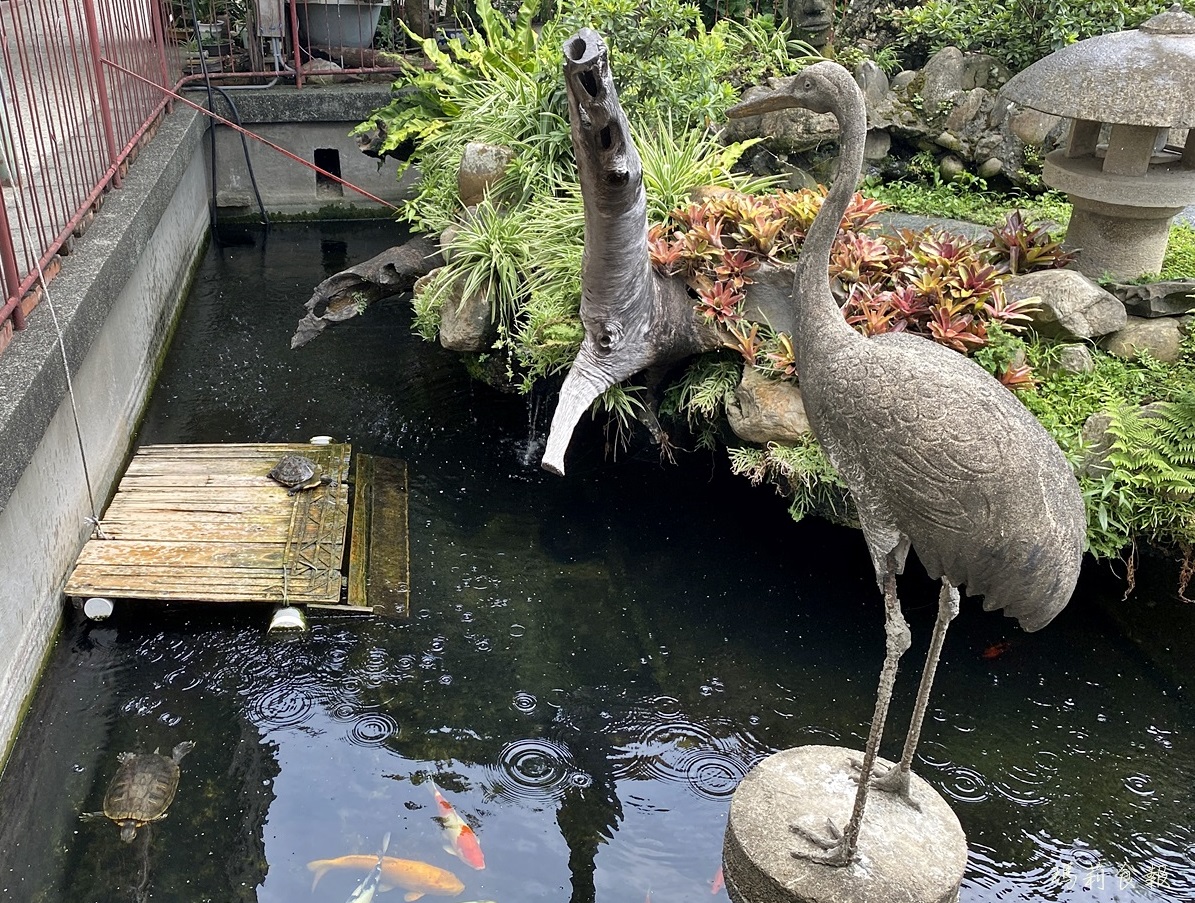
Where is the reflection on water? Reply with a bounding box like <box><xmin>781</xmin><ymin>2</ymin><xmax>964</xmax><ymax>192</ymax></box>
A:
<box><xmin>0</xmin><ymin>222</ymin><xmax>1193</xmax><ymax>903</ymax></box>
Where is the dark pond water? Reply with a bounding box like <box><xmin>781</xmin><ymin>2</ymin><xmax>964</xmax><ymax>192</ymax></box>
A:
<box><xmin>1</xmin><ymin>221</ymin><xmax>1193</xmax><ymax>903</ymax></box>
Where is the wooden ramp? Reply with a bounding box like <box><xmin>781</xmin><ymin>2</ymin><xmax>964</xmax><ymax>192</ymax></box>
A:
<box><xmin>64</xmin><ymin>443</ymin><xmax>409</xmax><ymax>618</ymax></box>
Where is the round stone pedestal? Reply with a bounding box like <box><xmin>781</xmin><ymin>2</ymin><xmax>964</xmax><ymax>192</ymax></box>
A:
<box><xmin>723</xmin><ymin>745</ymin><xmax>967</xmax><ymax>903</ymax></box>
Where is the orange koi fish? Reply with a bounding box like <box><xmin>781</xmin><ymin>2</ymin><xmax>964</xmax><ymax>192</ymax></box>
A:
<box><xmin>711</xmin><ymin>865</ymin><xmax>725</xmax><ymax>893</ymax></box>
<box><xmin>307</xmin><ymin>854</ymin><xmax>464</xmax><ymax>901</ymax></box>
<box><xmin>982</xmin><ymin>640</ymin><xmax>1013</xmax><ymax>660</ymax></box>
<box><xmin>430</xmin><ymin>779</ymin><xmax>486</xmax><ymax>870</ymax></box>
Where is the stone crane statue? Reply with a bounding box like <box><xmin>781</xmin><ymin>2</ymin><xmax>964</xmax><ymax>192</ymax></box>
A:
<box><xmin>727</xmin><ymin>63</ymin><xmax>1087</xmax><ymax>866</ymax></box>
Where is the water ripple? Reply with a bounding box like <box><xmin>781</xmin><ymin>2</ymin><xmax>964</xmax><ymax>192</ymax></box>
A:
<box><xmin>491</xmin><ymin>738</ymin><xmax>579</xmax><ymax>802</ymax></box>
<box><xmin>246</xmin><ymin>683</ymin><xmax>316</xmax><ymax>731</ymax></box>
<box><xmin>347</xmin><ymin>712</ymin><xmax>400</xmax><ymax>747</ymax></box>
<box><xmin>938</xmin><ymin>763</ymin><xmax>991</xmax><ymax>804</ymax></box>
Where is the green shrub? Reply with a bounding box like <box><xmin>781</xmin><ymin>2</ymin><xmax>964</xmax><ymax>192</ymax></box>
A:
<box><xmin>888</xmin><ymin>0</ymin><xmax>1186</xmax><ymax>72</ymax></box>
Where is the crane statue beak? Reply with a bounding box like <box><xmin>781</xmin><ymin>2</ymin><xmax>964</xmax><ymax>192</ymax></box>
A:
<box><xmin>727</xmin><ymin>79</ymin><xmax>799</xmax><ymax>118</ymax></box>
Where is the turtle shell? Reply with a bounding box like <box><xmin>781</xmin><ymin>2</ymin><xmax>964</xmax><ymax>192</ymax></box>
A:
<box><xmin>102</xmin><ymin>741</ymin><xmax>194</xmax><ymax>842</ymax></box>
<box><xmin>268</xmin><ymin>454</ymin><xmax>321</xmax><ymax>490</ymax></box>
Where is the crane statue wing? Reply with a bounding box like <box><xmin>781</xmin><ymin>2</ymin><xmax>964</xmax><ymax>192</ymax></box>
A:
<box><xmin>808</xmin><ymin>331</ymin><xmax>1086</xmax><ymax>632</ymax></box>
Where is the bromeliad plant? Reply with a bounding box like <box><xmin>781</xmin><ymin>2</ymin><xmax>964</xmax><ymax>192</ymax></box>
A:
<box><xmin>647</xmin><ymin>191</ymin><xmax>1062</xmax><ymax>388</ymax></box>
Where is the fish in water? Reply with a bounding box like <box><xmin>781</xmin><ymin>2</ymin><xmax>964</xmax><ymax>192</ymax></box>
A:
<box><xmin>346</xmin><ymin>832</ymin><xmax>391</xmax><ymax>903</ymax></box>
<box><xmin>429</xmin><ymin>779</ymin><xmax>485</xmax><ymax>870</ymax></box>
<box><xmin>982</xmin><ymin>640</ymin><xmax>1013</xmax><ymax>660</ymax></box>
<box><xmin>711</xmin><ymin>865</ymin><xmax>725</xmax><ymax>894</ymax></box>
<box><xmin>308</xmin><ymin>853</ymin><xmax>465</xmax><ymax>901</ymax></box>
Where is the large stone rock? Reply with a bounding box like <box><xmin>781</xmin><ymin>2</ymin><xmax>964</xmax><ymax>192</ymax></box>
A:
<box><xmin>1107</xmin><ymin>280</ymin><xmax>1195</xmax><ymax>318</ymax></box>
<box><xmin>425</xmin><ymin>268</ymin><xmax>497</xmax><ymax>352</ymax></box>
<box><xmin>1102</xmin><ymin>315</ymin><xmax>1184</xmax><ymax>363</ymax></box>
<box><xmin>1006</xmin><ymin>269</ymin><xmax>1127</xmax><ymax>340</ymax></box>
<box><xmin>726</xmin><ymin>367</ymin><xmax>811</xmax><ymax>444</ymax></box>
<box><xmin>458</xmin><ymin>142</ymin><xmax>515</xmax><ymax>207</ymax></box>
<box><xmin>741</xmin><ymin>260</ymin><xmax>797</xmax><ymax>337</ymax></box>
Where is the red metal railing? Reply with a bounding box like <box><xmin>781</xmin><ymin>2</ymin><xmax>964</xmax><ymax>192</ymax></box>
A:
<box><xmin>0</xmin><ymin>0</ymin><xmax>178</xmax><ymax>351</ymax></box>
<box><xmin>0</xmin><ymin>0</ymin><xmax>415</xmax><ymax>355</ymax></box>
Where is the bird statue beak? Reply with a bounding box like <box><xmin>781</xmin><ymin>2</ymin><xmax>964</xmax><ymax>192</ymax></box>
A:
<box><xmin>727</xmin><ymin>79</ymin><xmax>797</xmax><ymax>118</ymax></box>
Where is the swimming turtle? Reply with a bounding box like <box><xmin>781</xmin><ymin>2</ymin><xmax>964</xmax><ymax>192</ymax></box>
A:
<box><xmin>267</xmin><ymin>454</ymin><xmax>327</xmax><ymax>494</ymax></box>
<box><xmin>85</xmin><ymin>741</ymin><xmax>195</xmax><ymax>842</ymax></box>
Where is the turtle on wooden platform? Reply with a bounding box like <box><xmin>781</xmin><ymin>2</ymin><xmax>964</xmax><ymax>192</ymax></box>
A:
<box><xmin>83</xmin><ymin>741</ymin><xmax>195</xmax><ymax>842</ymax></box>
<box><xmin>267</xmin><ymin>454</ymin><xmax>330</xmax><ymax>494</ymax></box>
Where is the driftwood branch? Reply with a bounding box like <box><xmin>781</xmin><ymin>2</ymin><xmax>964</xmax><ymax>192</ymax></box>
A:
<box><xmin>541</xmin><ymin>29</ymin><xmax>722</xmax><ymax>475</ymax></box>
<box><xmin>290</xmin><ymin>236</ymin><xmax>442</xmax><ymax>348</ymax></box>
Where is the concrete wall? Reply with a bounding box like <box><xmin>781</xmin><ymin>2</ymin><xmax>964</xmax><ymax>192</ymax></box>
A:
<box><xmin>198</xmin><ymin>84</ymin><xmax>414</xmax><ymax>215</ymax></box>
<box><xmin>0</xmin><ymin>83</ymin><xmax>412</xmax><ymax>765</ymax></box>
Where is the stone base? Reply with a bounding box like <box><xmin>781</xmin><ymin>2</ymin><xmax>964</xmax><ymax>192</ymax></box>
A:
<box><xmin>1064</xmin><ymin>199</ymin><xmax>1179</xmax><ymax>281</ymax></box>
<box><xmin>723</xmin><ymin>745</ymin><xmax>967</xmax><ymax>903</ymax></box>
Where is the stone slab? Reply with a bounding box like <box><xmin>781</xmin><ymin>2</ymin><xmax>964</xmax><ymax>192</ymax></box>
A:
<box><xmin>724</xmin><ymin>745</ymin><xmax>966</xmax><ymax>903</ymax></box>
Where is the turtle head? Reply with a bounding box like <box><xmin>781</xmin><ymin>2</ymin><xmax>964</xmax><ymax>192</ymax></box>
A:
<box><xmin>120</xmin><ymin>821</ymin><xmax>139</xmax><ymax>843</ymax></box>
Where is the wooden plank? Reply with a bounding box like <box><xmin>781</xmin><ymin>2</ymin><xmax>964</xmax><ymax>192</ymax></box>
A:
<box><xmin>75</xmin><ymin>540</ymin><xmax>287</xmax><ymax>568</ymax></box>
<box><xmin>93</xmin><ymin>520</ymin><xmax>292</xmax><ymax>542</ymax></box>
<box><xmin>346</xmin><ymin>455</ymin><xmax>410</xmax><ymax>618</ymax></box>
<box><xmin>346</xmin><ymin>454</ymin><xmax>373</xmax><ymax>607</ymax></box>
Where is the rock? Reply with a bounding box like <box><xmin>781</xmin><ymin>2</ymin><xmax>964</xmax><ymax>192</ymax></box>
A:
<box><xmin>1102</xmin><ymin>315</ymin><xmax>1184</xmax><ymax>363</ymax></box>
<box><xmin>1106</xmin><ymin>280</ymin><xmax>1195</xmax><ymax>318</ymax></box>
<box><xmin>439</xmin><ymin>225</ymin><xmax>459</xmax><ymax>265</ymax></box>
<box><xmin>977</xmin><ymin>156</ymin><xmax>1004</xmax><ymax>179</ymax></box>
<box><xmin>742</xmin><ymin>261</ymin><xmax>798</xmax><ymax>337</ymax></box>
<box><xmin>1080</xmin><ymin>402</ymin><xmax>1169</xmax><ymax>476</ymax></box>
<box><xmin>1006</xmin><ymin>269</ymin><xmax>1127</xmax><ymax>340</ymax></box>
<box><xmin>945</xmin><ymin>87</ymin><xmax>989</xmax><ymax>134</ymax></box>
<box><xmin>458</xmin><ymin>142</ymin><xmax>515</xmax><ymax>207</ymax></box>
<box><xmin>890</xmin><ymin>70</ymin><xmax>917</xmax><ymax>92</ymax></box>
<box><xmin>1079</xmin><ymin>411</ymin><xmax>1114</xmax><ymax>477</ymax></box>
<box><xmin>435</xmin><ymin>272</ymin><xmax>497</xmax><ymax>352</ymax></box>
<box><xmin>935</xmin><ymin>131</ymin><xmax>962</xmax><ymax>152</ymax></box>
<box><xmin>920</xmin><ymin>47</ymin><xmax>966</xmax><ymax>114</ymax></box>
<box><xmin>300</xmin><ymin>58</ymin><xmax>356</xmax><ymax>85</ymax></box>
<box><xmin>1054</xmin><ymin>343</ymin><xmax>1096</xmax><ymax>374</ymax></box>
<box><xmin>1009</xmin><ymin>107</ymin><xmax>1063</xmax><ymax>146</ymax></box>
<box><xmin>938</xmin><ymin>155</ymin><xmax>966</xmax><ymax>182</ymax></box>
<box><xmin>726</xmin><ymin>367</ymin><xmax>811</xmax><ymax>444</ymax></box>
<box><xmin>854</xmin><ymin>60</ymin><xmax>890</xmax><ymax>115</ymax></box>
<box><xmin>864</xmin><ymin>128</ymin><xmax>891</xmax><ymax>161</ymax></box>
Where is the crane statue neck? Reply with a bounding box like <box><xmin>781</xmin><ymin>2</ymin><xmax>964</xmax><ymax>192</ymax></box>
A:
<box><xmin>794</xmin><ymin>81</ymin><xmax>869</xmax><ymax>350</ymax></box>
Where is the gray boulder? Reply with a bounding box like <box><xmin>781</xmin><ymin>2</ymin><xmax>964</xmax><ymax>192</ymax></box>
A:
<box><xmin>1006</xmin><ymin>269</ymin><xmax>1127</xmax><ymax>340</ymax></box>
<box><xmin>458</xmin><ymin>142</ymin><xmax>515</xmax><ymax>207</ymax></box>
<box><xmin>1102</xmin><ymin>316</ymin><xmax>1185</xmax><ymax>363</ymax></box>
<box><xmin>726</xmin><ymin>367</ymin><xmax>811</xmax><ymax>444</ymax></box>
<box><xmin>423</xmin><ymin>269</ymin><xmax>497</xmax><ymax>352</ymax></box>
<box><xmin>1107</xmin><ymin>281</ymin><xmax>1195</xmax><ymax>318</ymax></box>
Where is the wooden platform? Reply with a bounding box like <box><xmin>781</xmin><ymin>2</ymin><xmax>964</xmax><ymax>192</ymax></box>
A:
<box><xmin>64</xmin><ymin>443</ymin><xmax>409</xmax><ymax>618</ymax></box>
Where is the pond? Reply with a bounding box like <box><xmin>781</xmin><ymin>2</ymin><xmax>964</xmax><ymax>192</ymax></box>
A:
<box><xmin>0</xmin><ymin>221</ymin><xmax>1192</xmax><ymax>903</ymax></box>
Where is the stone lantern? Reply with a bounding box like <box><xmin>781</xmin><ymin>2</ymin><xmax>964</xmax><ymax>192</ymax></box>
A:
<box><xmin>1000</xmin><ymin>5</ymin><xmax>1195</xmax><ymax>280</ymax></box>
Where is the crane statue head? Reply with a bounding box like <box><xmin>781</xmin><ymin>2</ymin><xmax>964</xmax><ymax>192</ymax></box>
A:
<box><xmin>728</xmin><ymin>61</ymin><xmax>859</xmax><ymax>119</ymax></box>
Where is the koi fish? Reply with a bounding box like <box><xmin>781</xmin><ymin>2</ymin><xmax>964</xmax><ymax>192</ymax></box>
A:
<box><xmin>982</xmin><ymin>640</ymin><xmax>1013</xmax><ymax>660</ymax></box>
<box><xmin>430</xmin><ymin>779</ymin><xmax>485</xmax><ymax>870</ymax></box>
<box><xmin>307</xmin><ymin>853</ymin><xmax>465</xmax><ymax>901</ymax></box>
<box><xmin>711</xmin><ymin>865</ymin><xmax>725</xmax><ymax>893</ymax></box>
<box><xmin>346</xmin><ymin>832</ymin><xmax>390</xmax><ymax>903</ymax></box>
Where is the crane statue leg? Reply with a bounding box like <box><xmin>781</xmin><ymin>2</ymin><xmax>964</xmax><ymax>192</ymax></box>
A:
<box><xmin>791</xmin><ymin>552</ymin><xmax>911</xmax><ymax>866</ymax></box>
<box><xmin>868</xmin><ymin>580</ymin><xmax>961</xmax><ymax>806</ymax></box>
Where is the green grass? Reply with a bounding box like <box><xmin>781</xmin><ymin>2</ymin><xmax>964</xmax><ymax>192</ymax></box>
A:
<box><xmin>862</xmin><ymin>178</ymin><xmax>1072</xmax><ymax>229</ymax></box>
<box><xmin>1161</xmin><ymin>222</ymin><xmax>1195</xmax><ymax>280</ymax></box>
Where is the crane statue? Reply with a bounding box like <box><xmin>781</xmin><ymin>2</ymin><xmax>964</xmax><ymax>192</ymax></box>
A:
<box><xmin>727</xmin><ymin>63</ymin><xmax>1086</xmax><ymax>867</ymax></box>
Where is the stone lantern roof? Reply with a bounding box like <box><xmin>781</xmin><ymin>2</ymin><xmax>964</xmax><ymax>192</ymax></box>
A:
<box><xmin>1001</xmin><ymin>5</ymin><xmax>1195</xmax><ymax>128</ymax></box>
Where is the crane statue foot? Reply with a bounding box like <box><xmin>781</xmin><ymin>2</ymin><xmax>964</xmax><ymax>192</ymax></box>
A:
<box><xmin>851</xmin><ymin>758</ymin><xmax>921</xmax><ymax>810</ymax></box>
<box><xmin>790</xmin><ymin>818</ymin><xmax>855</xmax><ymax>866</ymax></box>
